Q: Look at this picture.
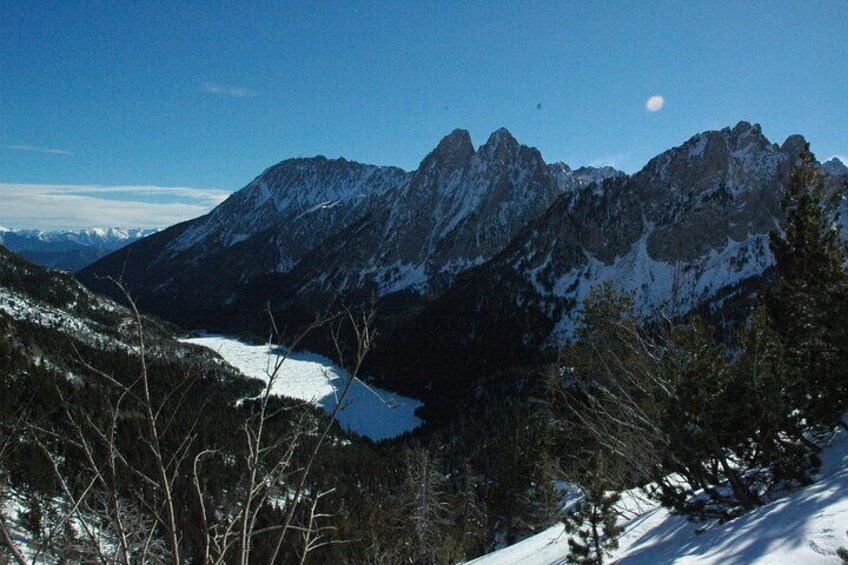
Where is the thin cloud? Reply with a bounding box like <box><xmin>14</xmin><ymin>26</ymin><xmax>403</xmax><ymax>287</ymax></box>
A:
<box><xmin>201</xmin><ymin>81</ymin><xmax>258</xmax><ymax>98</ymax></box>
<box><xmin>0</xmin><ymin>183</ymin><xmax>231</xmax><ymax>230</ymax></box>
<box><xmin>5</xmin><ymin>144</ymin><xmax>73</xmax><ymax>155</ymax></box>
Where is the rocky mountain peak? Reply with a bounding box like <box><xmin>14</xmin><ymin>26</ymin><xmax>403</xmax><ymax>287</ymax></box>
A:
<box><xmin>730</xmin><ymin>120</ymin><xmax>759</xmax><ymax>135</ymax></box>
<box><xmin>82</xmin><ymin>121</ymin><xmax>838</xmax><ymax>355</ymax></box>
<box><xmin>549</xmin><ymin>161</ymin><xmax>572</xmax><ymax>175</ymax></box>
<box><xmin>425</xmin><ymin>129</ymin><xmax>475</xmax><ymax>171</ymax></box>
<box><xmin>478</xmin><ymin>127</ymin><xmax>520</xmax><ymax>158</ymax></box>
<box><xmin>484</xmin><ymin>127</ymin><xmax>517</xmax><ymax>146</ymax></box>
<box><xmin>726</xmin><ymin>121</ymin><xmax>772</xmax><ymax>151</ymax></box>
<box><xmin>823</xmin><ymin>157</ymin><xmax>848</xmax><ymax>178</ymax></box>
<box><xmin>781</xmin><ymin>134</ymin><xmax>809</xmax><ymax>162</ymax></box>
<box><xmin>548</xmin><ymin>162</ymin><xmax>625</xmax><ymax>193</ymax></box>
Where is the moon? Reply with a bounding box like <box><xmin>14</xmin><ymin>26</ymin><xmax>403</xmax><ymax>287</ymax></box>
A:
<box><xmin>646</xmin><ymin>95</ymin><xmax>665</xmax><ymax>112</ymax></box>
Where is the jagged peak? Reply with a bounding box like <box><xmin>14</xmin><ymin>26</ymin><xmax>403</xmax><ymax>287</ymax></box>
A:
<box><xmin>574</xmin><ymin>165</ymin><xmax>626</xmax><ymax>178</ymax></box>
<box><xmin>414</xmin><ymin>129</ymin><xmax>476</xmax><ymax>176</ymax></box>
<box><xmin>823</xmin><ymin>157</ymin><xmax>848</xmax><ymax>177</ymax></box>
<box><xmin>730</xmin><ymin>120</ymin><xmax>760</xmax><ymax>135</ymax></box>
<box><xmin>433</xmin><ymin>129</ymin><xmax>474</xmax><ymax>156</ymax></box>
<box><xmin>548</xmin><ymin>161</ymin><xmax>573</xmax><ymax>174</ymax></box>
<box><xmin>637</xmin><ymin>121</ymin><xmax>781</xmax><ymax>182</ymax></box>
<box><xmin>709</xmin><ymin>121</ymin><xmax>774</xmax><ymax>154</ymax></box>
<box><xmin>781</xmin><ymin>134</ymin><xmax>809</xmax><ymax>162</ymax></box>
<box><xmin>481</xmin><ymin>127</ymin><xmax>518</xmax><ymax>150</ymax></box>
<box><xmin>680</xmin><ymin>121</ymin><xmax>766</xmax><ymax>146</ymax></box>
<box><xmin>256</xmin><ymin>154</ymin><xmax>406</xmax><ymax>183</ymax></box>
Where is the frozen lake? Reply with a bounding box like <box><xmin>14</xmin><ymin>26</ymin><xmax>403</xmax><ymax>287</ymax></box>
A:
<box><xmin>182</xmin><ymin>334</ymin><xmax>424</xmax><ymax>441</ymax></box>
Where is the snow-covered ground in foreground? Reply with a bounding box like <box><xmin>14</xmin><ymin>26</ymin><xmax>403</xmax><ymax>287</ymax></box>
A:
<box><xmin>181</xmin><ymin>334</ymin><xmax>423</xmax><ymax>441</ymax></box>
<box><xmin>468</xmin><ymin>429</ymin><xmax>848</xmax><ymax>564</ymax></box>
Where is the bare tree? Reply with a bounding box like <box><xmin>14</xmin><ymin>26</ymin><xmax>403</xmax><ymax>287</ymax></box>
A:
<box><xmin>2</xmin><ymin>280</ymin><xmax>377</xmax><ymax>564</ymax></box>
<box><xmin>0</xmin><ymin>407</ymin><xmax>31</xmax><ymax>565</ymax></box>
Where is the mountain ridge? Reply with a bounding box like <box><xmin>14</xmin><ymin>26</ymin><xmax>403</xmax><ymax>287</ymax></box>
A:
<box><xmin>78</xmin><ymin>122</ymin><xmax>848</xmax><ymax>419</ymax></box>
<box><xmin>0</xmin><ymin>227</ymin><xmax>158</xmax><ymax>271</ymax></box>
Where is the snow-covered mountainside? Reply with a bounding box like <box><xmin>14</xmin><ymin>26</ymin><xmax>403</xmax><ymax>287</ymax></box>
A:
<box><xmin>284</xmin><ymin>128</ymin><xmax>570</xmax><ymax>301</ymax></box>
<box><xmin>548</xmin><ymin>161</ymin><xmax>626</xmax><ymax>193</ymax></box>
<box><xmin>168</xmin><ymin>157</ymin><xmax>408</xmax><ymax>272</ymax></box>
<box><xmin>501</xmin><ymin>122</ymin><xmax>810</xmax><ymax>340</ymax></box>
<box><xmin>364</xmin><ymin>123</ymin><xmax>848</xmax><ymax>415</ymax></box>
<box><xmin>79</xmin><ymin>122</ymin><xmax>847</xmax><ymax>419</ymax></box>
<box><xmin>0</xmin><ymin>243</ymin><xmax>232</xmax><ymax>375</ymax></box>
<box><xmin>0</xmin><ymin>227</ymin><xmax>157</xmax><ymax>271</ymax></box>
<box><xmin>79</xmin><ymin>128</ymin><xmax>621</xmax><ymax>323</ymax></box>
<box><xmin>468</xmin><ymin>426</ymin><xmax>848</xmax><ymax>564</ymax></box>
<box><xmin>2</xmin><ymin>245</ymin><xmax>421</xmax><ymax>441</ymax></box>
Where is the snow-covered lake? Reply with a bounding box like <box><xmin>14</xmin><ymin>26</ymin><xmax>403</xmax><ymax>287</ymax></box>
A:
<box><xmin>181</xmin><ymin>334</ymin><xmax>423</xmax><ymax>441</ymax></box>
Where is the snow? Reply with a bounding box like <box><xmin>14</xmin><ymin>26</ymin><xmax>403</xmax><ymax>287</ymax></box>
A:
<box><xmin>167</xmin><ymin>159</ymin><xmax>407</xmax><ymax>255</ymax></box>
<box><xmin>181</xmin><ymin>334</ymin><xmax>424</xmax><ymax>441</ymax></box>
<box><xmin>548</xmin><ymin>228</ymin><xmax>773</xmax><ymax>342</ymax></box>
<box><xmin>467</xmin><ymin>429</ymin><xmax>848</xmax><ymax>564</ymax></box>
<box><xmin>688</xmin><ymin>134</ymin><xmax>709</xmax><ymax>158</ymax></box>
<box><xmin>0</xmin><ymin>287</ymin><xmax>123</xmax><ymax>350</ymax></box>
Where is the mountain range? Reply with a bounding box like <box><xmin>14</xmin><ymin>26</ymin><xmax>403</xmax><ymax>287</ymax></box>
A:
<box><xmin>78</xmin><ymin>121</ymin><xmax>848</xmax><ymax>419</ymax></box>
<box><xmin>0</xmin><ymin>227</ymin><xmax>157</xmax><ymax>271</ymax></box>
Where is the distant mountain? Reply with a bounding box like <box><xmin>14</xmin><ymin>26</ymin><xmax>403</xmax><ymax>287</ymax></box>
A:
<box><xmin>0</xmin><ymin>227</ymin><xmax>157</xmax><ymax>271</ymax></box>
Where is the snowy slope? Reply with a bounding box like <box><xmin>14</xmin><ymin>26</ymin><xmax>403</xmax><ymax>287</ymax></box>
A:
<box><xmin>181</xmin><ymin>334</ymin><xmax>423</xmax><ymax>441</ymax></box>
<box><xmin>467</xmin><ymin>430</ymin><xmax>848</xmax><ymax>564</ymax></box>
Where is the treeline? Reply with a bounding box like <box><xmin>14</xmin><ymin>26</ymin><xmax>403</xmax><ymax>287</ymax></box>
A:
<box><xmin>553</xmin><ymin>146</ymin><xmax>848</xmax><ymax>564</ymax></box>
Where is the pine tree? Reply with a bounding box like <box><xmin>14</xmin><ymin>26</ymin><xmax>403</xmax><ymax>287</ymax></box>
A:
<box><xmin>490</xmin><ymin>408</ymin><xmax>561</xmax><ymax>544</ymax></box>
<box><xmin>556</xmin><ymin>283</ymin><xmax>668</xmax><ymax>486</ymax></box>
<box><xmin>767</xmin><ymin>144</ymin><xmax>848</xmax><ymax>432</ymax></box>
<box><xmin>838</xmin><ymin>537</ymin><xmax>848</xmax><ymax>564</ymax></box>
<box><xmin>564</xmin><ymin>454</ymin><xmax>622</xmax><ymax>565</ymax></box>
<box><xmin>450</xmin><ymin>462</ymin><xmax>489</xmax><ymax>561</ymax></box>
<box><xmin>663</xmin><ymin>322</ymin><xmax>764</xmax><ymax>515</ymax></box>
<box><xmin>735</xmin><ymin>308</ymin><xmax>818</xmax><ymax>491</ymax></box>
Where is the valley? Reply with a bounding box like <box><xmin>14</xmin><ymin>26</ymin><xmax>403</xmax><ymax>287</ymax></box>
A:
<box><xmin>5</xmin><ymin>5</ymin><xmax>848</xmax><ymax>563</ymax></box>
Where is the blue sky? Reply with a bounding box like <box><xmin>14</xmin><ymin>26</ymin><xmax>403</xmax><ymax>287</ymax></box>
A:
<box><xmin>2</xmin><ymin>1</ymin><xmax>847</xmax><ymax>229</ymax></box>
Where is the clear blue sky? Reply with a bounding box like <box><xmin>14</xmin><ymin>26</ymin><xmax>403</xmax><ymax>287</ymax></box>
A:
<box><xmin>1</xmin><ymin>1</ymin><xmax>847</xmax><ymax>228</ymax></box>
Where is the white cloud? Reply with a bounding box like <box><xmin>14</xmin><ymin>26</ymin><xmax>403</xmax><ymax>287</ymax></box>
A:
<box><xmin>201</xmin><ymin>81</ymin><xmax>258</xmax><ymax>98</ymax></box>
<box><xmin>645</xmin><ymin>95</ymin><xmax>665</xmax><ymax>113</ymax></box>
<box><xmin>5</xmin><ymin>144</ymin><xmax>73</xmax><ymax>155</ymax></box>
<box><xmin>0</xmin><ymin>183</ymin><xmax>231</xmax><ymax>230</ymax></box>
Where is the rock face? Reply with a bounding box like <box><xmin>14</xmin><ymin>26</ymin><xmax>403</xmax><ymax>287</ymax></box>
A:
<box><xmin>81</xmin><ymin>128</ymin><xmax>611</xmax><ymax>323</ymax></box>
<box><xmin>283</xmin><ymin>128</ymin><xmax>565</xmax><ymax>302</ymax></box>
<box><xmin>363</xmin><ymin>123</ymin><xmax>848</xmax><ymax>417</ymax></box>
<box><xmin>167</xmin><ymin>157</ymin><xmax>409</xmax><ymax>273</ymax></box>
<box><xmin>480</xmin><ymin>122</ymin><xmax>798</xmax><ymax>340</ymax></box>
